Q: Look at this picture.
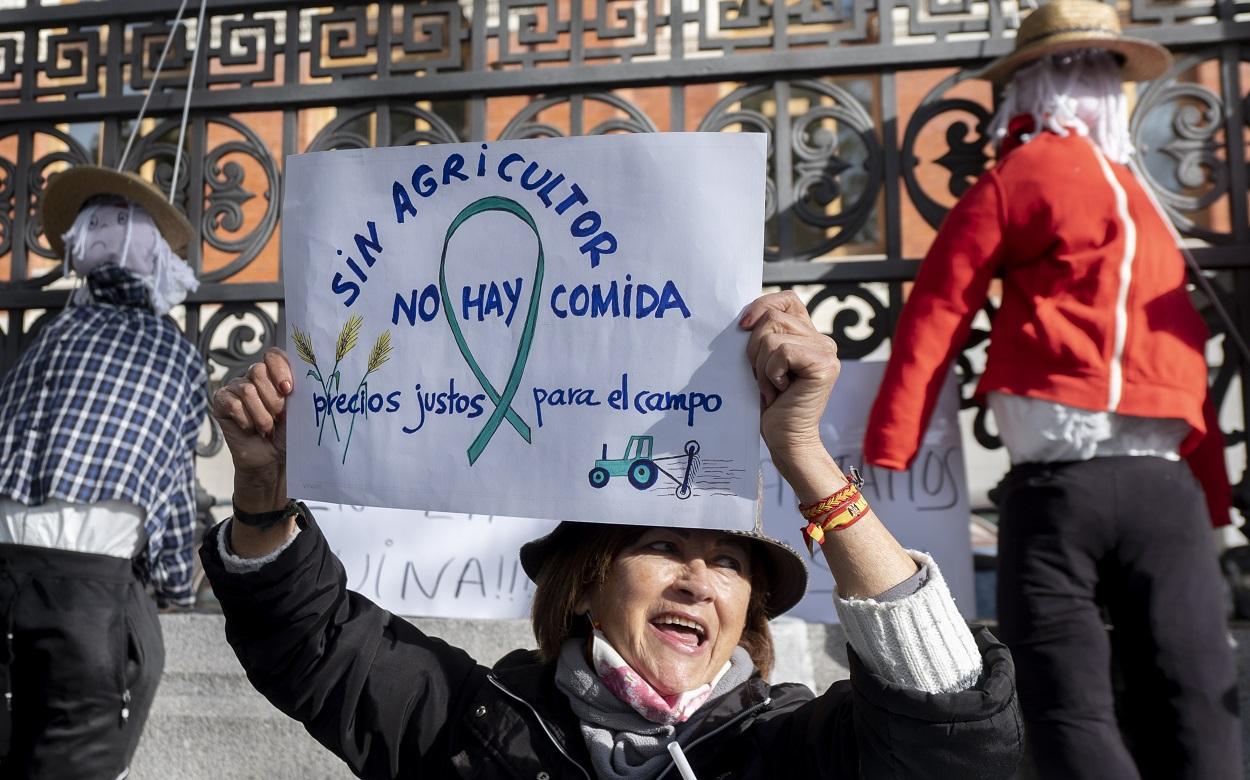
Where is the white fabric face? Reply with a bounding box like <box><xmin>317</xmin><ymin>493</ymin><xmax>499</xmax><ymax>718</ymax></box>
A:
<box><xmin>61</xmin><ymin>198</ymin><xmax>199</xmax><ymax>315</ymax></box>
<box><xmin>69</xmin><ymin>202</ymin><xmax>159</xmax><ymax>276</ymax></box>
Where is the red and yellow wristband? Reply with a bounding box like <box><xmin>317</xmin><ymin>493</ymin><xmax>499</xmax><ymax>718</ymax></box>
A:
<box><xmin>798</xmin><ymin>467</ymin><xmax>870</xmax><ymax>554</ymax></box>
<box><xmin>799</xmin><ymin>481</ymin><xmax>862</xmax><ymax>521</ymax></box>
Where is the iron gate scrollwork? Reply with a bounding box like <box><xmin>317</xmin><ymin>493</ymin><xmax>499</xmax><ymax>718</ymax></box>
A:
<box><xmin>2</xmin><ymin>0</ymin><xmax>1250</xmax><ymax>506</ymax></box>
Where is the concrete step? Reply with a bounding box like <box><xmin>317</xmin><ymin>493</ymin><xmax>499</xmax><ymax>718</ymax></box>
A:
<box><xmin>128</xmin><ymin>614</ymin><xmax>1250</xmax><ymax>779</ymax></box>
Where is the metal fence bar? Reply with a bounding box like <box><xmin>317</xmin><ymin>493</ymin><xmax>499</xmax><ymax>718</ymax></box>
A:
<box><xmin>2</xmin><ymin>0</ymin><xmax>1248</xmax><ymax>482</ymax></box>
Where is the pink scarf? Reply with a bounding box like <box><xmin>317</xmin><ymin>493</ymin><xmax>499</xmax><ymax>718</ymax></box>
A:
<box><xmin>591</xmin><ymin>630</ymin><xmax>730</xmax><ymax>725</ymax></box>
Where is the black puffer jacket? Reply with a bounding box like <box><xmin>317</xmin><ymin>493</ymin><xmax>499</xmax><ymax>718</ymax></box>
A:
<box><xmin>201</xmin><ymin>506</ymin><xmax>1023</xmax><ymax>779</ymax></box>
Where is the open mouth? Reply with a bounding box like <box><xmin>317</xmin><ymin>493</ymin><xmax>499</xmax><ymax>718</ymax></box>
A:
<box><xmin>649</xmin><ymin>612</ymin><xmax>708</xmax><ymax>649</ymax></box>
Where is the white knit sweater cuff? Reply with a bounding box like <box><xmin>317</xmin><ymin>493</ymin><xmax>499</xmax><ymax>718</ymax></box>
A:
<box><xmin>216</xmin><ymin>517</ymin><xmax>302</xmax><ymax>574</ymax></box>
<box><xmin>834</xmin><ymin>550</ymin><xmax>981</xmax><ymax>694</ymax></box>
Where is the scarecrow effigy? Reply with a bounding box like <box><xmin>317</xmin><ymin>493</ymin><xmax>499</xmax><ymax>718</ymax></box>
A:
<box><xmin>865</xmin><ymin>0</ymin><xmax>1241</xmax><ymax>776</ymax></box>
<box><xmin>0</xmin><ymin>165</ymin><xmax>206</xmax><ymax>778</ymax></box>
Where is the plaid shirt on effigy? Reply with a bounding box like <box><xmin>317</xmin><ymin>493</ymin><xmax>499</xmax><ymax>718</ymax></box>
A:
<box><xmin>0</xmin><ymin>266</ymin><xmax>208</xmax><ymax>606</ymax></box>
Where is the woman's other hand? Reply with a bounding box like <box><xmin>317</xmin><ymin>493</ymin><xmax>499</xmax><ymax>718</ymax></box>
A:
<box><xmin>740</xmin><ymin>291</ymin><xmax>840</xmax><ymax>493</ymax></box>
<box><xmin>212</xmin><ymin>346</ymin><xmax>292</xmax><ymax>514</ymax></box>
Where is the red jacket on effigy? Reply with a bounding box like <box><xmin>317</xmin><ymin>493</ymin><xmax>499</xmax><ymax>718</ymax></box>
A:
<box><xmin>864</xmin><ymin>128</ymin><xmax>1232</xmax><ymax>526</ymax></box>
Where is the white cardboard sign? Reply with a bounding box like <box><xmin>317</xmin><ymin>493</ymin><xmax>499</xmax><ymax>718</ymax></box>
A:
<box><xmin>283</xmin><ymin>134</ymin><xmax>766</xmax><ymax>531</ymax></box>
<box><xmin>315</xmin><ymin>362</ymin><xmax>975</xmax><ymax>621</ymax></box>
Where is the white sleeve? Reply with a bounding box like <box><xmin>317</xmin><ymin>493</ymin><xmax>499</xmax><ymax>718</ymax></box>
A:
<box><xmin>833</xmin><ymin>550</ymin><xmax>982</xmax><ymax>694</ymax></box>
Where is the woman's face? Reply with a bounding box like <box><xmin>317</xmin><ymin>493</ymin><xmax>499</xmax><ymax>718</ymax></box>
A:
<box><xmin>580</xmin><ymin>527</ymin><xmax>753</xmax><ymax>696</ymax></box>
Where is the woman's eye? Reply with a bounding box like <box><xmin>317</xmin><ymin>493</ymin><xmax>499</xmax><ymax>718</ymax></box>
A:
<box><xmin>714</xmin><ymin>555</ymin><xmax>743</xmax><ymax>572</ymax></box>
<box><xmin>647</xmin><ymin>540</ymin><xmax>678</xmax><ymax>554</ymax></box>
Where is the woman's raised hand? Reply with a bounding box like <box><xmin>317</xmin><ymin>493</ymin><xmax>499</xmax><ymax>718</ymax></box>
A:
<box><xmin>740</xmin><ymin>292</ymin><xmax>918</xmax><ymax>599</ymax></box>
<box><xmin>211</xmin><ymin>346</ymin><xmax>293</xmax><ymax>513</ymax></box>
<box><xmin>740</xmin><ymin>291</ymin><xmax>841</xmax><ymax>496</ymax></box>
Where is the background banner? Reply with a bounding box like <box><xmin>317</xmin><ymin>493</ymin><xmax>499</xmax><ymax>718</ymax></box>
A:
<box><xmin>316</xmin><ymin>361</ymin><xmax>975</xmax><ymax>621</ymax></box>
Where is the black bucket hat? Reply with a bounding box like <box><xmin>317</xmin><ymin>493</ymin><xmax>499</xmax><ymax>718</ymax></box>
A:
<box><xmin>519</xmin><ymin>520</ymin><xmax>809</xmax><ymax>619</ymax></box>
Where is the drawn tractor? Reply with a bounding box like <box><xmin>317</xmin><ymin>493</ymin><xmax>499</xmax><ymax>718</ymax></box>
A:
<box><xmin>589</xmin><ymin>435</ymin><xmax>659</xmax><ymax>491</ymax></box>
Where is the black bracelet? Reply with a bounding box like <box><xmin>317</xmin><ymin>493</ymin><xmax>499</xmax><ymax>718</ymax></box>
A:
<box><xmin>232</xmin><ymin>499</ymin><xmax>301</xmax><ymax>530</ymax></box>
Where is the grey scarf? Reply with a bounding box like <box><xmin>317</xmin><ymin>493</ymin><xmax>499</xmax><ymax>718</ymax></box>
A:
<box><xmin>554</xmin><ymin>639</ymin><xmax>755</xmax><ymax>780</ymax></box>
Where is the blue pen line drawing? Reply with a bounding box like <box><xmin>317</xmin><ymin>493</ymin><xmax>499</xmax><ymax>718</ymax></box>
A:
<box><xmin>588</xmin><ymin>436</ymin><xmax>702</xmax><ymax>499</ymax></box>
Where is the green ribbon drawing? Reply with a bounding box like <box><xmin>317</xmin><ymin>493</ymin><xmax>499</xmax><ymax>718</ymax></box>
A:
<box><xmin>439</xmin><ymin>196</ymin><xmax>545</xmax><ymax>465</ymax></box>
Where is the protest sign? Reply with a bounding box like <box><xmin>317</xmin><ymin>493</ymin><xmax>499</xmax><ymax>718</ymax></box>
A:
<box><xmin>315</xmin><ymin>362</ymin><xmax>974</xmax><ymax>621</ymax></box>
<box><xmin>283</xmin><ymin>134</ymin><xmax>766</xmax><ymax>531</ymax></box>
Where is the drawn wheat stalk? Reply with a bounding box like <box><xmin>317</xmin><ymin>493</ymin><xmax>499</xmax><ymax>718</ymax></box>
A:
<box><xmin>291</xmin><ymin>327</ymin><xmax>317</xmax><ymax>368</ymax></box>
<box><xmin>336</xmin><ymin>315</ymin><xmax>363</xmax><ymax>363</ymax></box>
<box><xmin>291</xmin><ymin>319</ymin><xmax>361</xmax><ymax>447</ymax></box>
<box><xmin>341</xmin><ymin>329</ymin><xmax>393</xmax><ymax>464</ymax></box>
<box><xmin>292</xmin><ymin>325</ymin><xmax>338</xmax><ymax>445</ymax></box>
<box><xmin>366</xmin><ymin>329</ymin><xmax>393</xmax><ymax>374</ymax></box>
<box><xmin>316</xmin><ymin>315</ymin><xmax>366</xmax><ymax>444</ymax></box>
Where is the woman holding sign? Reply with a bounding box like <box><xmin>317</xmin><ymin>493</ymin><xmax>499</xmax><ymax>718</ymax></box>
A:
<box><xmin>203</xmin><ymin>291</ymin><xmax>1021</xmax><ymax>779</ymax></box>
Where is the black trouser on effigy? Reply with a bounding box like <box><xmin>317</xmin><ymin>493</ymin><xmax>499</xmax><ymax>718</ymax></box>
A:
<box><xmin>0</xmin><ymin>543</ymin><xmax>163</xmax><ymax>780</ymax></box>
<box><xmin>996</xmin><ymin>455</ymin><xmax>1241</xmax><ymax>779</ymax></box>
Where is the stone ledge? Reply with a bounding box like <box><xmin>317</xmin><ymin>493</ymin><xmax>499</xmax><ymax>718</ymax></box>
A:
<box><xmin>129</xmin><ymin>614</ymin><xmax>1250</xmax><ymax>779</ymax></box>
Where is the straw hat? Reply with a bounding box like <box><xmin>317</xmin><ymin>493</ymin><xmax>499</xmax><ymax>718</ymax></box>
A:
<box><xmin>978</xmin><ymin>0</ymin><xmax>1172</xmax><ymax>85</ymax></box>
<box><xmin>520</xmin><ymin>521</ymin><xmax>809</xmax><ymax>619</ymax></box>
<box><xmin>41</xmin><ymin>166</ymin><xmax>194</xmax><ymax>258</ymax></box>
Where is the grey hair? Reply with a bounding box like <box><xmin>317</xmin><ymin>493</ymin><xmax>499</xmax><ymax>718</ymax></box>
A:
<box><xmin>987</xmin><ymin>49</ymin><xmax>1133</xmax><ymax>163</ymax></box>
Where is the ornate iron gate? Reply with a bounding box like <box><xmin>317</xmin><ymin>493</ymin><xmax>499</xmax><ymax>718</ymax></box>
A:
<box><xmin>2</xmin><ymin>0</ymin><xmax>1248</xmax><ymax>499</ymax></box>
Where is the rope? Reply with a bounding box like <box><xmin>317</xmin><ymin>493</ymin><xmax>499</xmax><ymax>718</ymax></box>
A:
<box><xmin>168</xmin><ymin>0</ymin><xmax>208</xmax><ymax>205</ymax></box>
<box><xmin>117</xmin><ymin>0</ymin><xmax>190</xmax><ymax>172</ymax></box>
